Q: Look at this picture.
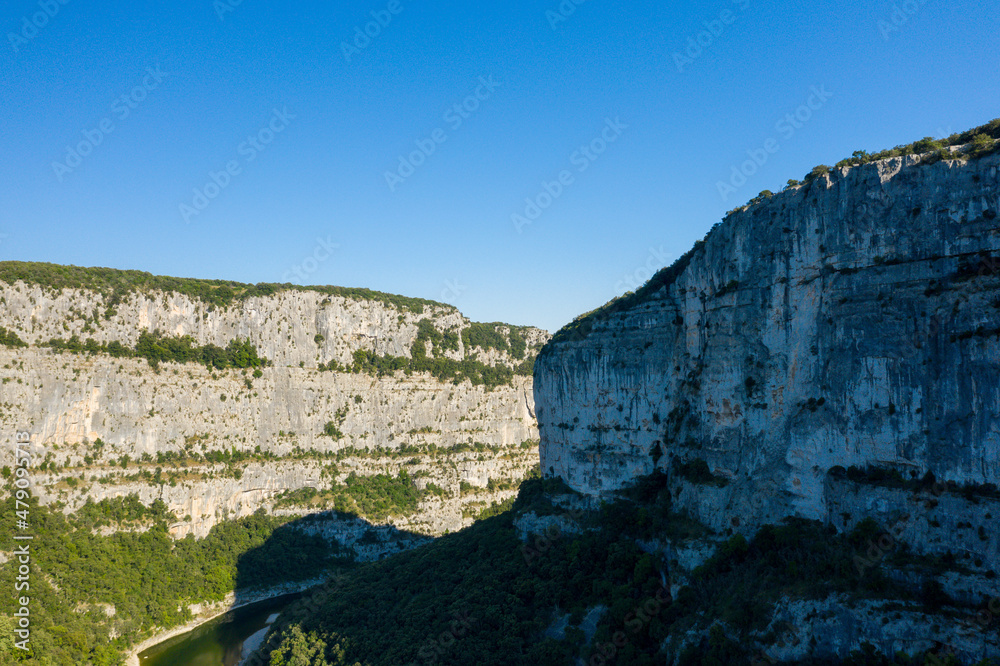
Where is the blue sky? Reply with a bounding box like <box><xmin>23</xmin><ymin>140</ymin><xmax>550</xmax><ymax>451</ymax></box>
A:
<box><xmin>1</xmin><ymin>0</ymin><xmax>997</xmax><ymax>332</ymax></box>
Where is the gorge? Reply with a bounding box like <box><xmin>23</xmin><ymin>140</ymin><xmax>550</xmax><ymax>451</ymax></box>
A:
<box><xmin>4</xmin><ymin>121</ymin><xmax>1000</xmax><ymax>665</ymax></box>
<box><xmin>0</xmin><ymin>266</ymin><xmax>547</xmax><ymax>663</ymax></box>
<box><xmin>248</xmin><ymin>122</ymin><xmax>1000</xmax><ymax>665</ymax></box>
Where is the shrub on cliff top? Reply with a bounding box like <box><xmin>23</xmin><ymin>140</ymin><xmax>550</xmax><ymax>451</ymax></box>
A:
<box><xmin>0</xmin><ymin>261</ymin><xmax>447</xmax><ymax>314</ymax></box>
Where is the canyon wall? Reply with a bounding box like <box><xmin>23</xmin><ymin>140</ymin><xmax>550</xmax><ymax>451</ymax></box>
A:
<box><xmin>535</xmin><ymin>152</ymin><xmax>1000</xmax><ymax>534</ymax></box>
<box><xmin>0</xmin><ymin>279</ymin><xmax>547</xmax><ymax>537</ymax></box>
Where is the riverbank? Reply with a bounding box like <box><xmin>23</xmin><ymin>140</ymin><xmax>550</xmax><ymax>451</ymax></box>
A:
<box><xmin>124</xmin><ymin>576</ymin><xmax>326</xmax><ymax>666</ymax></box>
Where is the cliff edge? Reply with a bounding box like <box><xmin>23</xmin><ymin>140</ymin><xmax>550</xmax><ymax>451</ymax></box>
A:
<box><xmin>536</xmin><ymin>149</ymin><xmax>1000</xmax><ymax>538</ymax></box>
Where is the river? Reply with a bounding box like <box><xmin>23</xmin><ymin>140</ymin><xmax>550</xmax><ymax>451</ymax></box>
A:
<box><xmin>137</xmin><ymin>593</ymin><xmax>300</xmax><ymax>666</ymax></box>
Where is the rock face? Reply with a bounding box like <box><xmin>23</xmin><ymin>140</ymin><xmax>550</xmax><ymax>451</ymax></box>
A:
<box><xmin>0</xmin><ymin>284</ymin><xmax>547</xmax><ymax>370</ymax></box>
<box><xmin>0</xmin><ymin>279</ymin><xmax>547</xmax><ymax>537</ymax></box>
<box><xmin>535</xmin><ymin>152</ymin><xmax>1000</xmax><ymax>535</ymax></box>
<box><xmin>0</xmin><ymin>347</ymin><xmax>535</xmax><ymax>463</ymax></box>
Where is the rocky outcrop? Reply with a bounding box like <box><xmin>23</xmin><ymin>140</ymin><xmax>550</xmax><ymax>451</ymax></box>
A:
<box><xmin>530</xmin><ymin>149</ymin><xmax>1000</xmax><ymax>663</ymax></box>
<box><xmin>535</xmin><ymin>152</ymin><xmax>1000</xmax><ymax>535</ymax></box>
<box><xmin>0</xmin><ymin>279</ymin><xmax>547</xmax><ymax>537</ymax></box>
<box><xmin>0</xmin><ymin>282</ymin><xmax>546</xmax><ymax>369</ymax></box>
<box><xmin>666</xmin><ymin>593</ymin><xmax>1000</xmax><ymax>664</ymax></box>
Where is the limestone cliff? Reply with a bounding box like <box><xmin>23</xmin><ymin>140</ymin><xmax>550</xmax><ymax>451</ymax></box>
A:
<box><xmin>0</xmin><ymin>271</ymin><xmax>548</xmax><ymax>538</ymax></box>
<box><xmin>536</xmin><ymin>150</ymin><xmax>1000</xmax><ymax>536</ymax></box>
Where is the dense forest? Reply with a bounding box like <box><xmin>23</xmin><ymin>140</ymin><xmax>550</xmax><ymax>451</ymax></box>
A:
<box><xmin>1</xmin><ymin>474</ymin><xmax>996</xmax><ymax>664</ymax></box>
<box><xmin>0</xmin><ymin>495</ymin><xmax>344</xmax><ymax>665</ymax></box>
<box><xmin>255</xmin><ymin>475</ymin><xmax>998</xmax><ymax>665</ymax></box>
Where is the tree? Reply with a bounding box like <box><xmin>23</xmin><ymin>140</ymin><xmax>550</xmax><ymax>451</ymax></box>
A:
<box><xmin>201</xmin><ymin>343</ymin><xmax>230</xmax><ymax>369</ymax></box>
<box><xmin>971</xmin><ymin>133</ymin><xmax>995</xmax><ymax>157</ymax></box>
<box><xmin>0</xmin><ymin>613</ymin><xmax>14</xmax><ymax>653</ymax></box>
<box><xmin>269</xmin><ymin>626</ymin><xmax>331</xmax><ymax>666</ymax></box>
<box><xmin>806</xmin><ymin>164</ymin><xmax>831</xmax><ymax>181</ymax></box>
<box><xmin>912</xmin><ymin>136</ymin><xmax>944</xmax><ymax>154</ymax></box>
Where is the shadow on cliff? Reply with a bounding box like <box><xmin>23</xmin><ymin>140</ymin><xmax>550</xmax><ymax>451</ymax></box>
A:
<box><xmin>232</xmin><ymin>509</ymin><xmax>433</xmax><ymax>593</ymax></box>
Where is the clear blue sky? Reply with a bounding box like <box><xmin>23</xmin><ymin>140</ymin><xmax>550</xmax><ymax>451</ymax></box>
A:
<box><xmin>2</xmin><ymin>0</ymin><xmax>997</xmax><ymax>332</ymax></box>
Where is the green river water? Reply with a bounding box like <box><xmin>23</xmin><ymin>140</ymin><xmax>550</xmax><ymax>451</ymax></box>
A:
<box><xmin>137</xmin><ymin>594</ymin><xmax>300</xmax><ymax>666</ymax></box>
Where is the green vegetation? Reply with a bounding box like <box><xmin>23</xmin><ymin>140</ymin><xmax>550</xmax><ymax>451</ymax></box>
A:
<box><xmin>135</xmin><ymin>331</ymin><xmax>266</xmax><ymax>369</ymax></box>
<box><xmin>43</xmin><ymin>330</ymin><xmax>268</xmax><ymax>371</ymax></box>
<box><xmin>546</xmin><ymin>119</ymin><xmax>1000</xmax><ymax>351</ymax></box>
<box><xmin>830</xmin><ymin>120</ymin><xmax>1000</xmax><ymax>172</ymax></box>
<box><xmin>461</xmin><ymin>322</ymin><xmax>530</xmax><ymax>359</ymax></box>
<box><xmin>273</xmin><ymin>449</ymin><xmax>534</xmax><ymax>522</ymax></box>
<box><xmin>0</xmin><ymin>327</ymin><xmax>27</xmax><ymax>348</ymax></box>
<box><xmin>261</xmin><ymin>486</ymin><xmax>616</xmax><ymax>666</ymax></box>
<box><xmin>2</xmin><ymin>466</ymin><xmax>985</xmax><ymax>665</ymax></box>
<box><xmin>286</xmin><ymin>466</ymin><xmax>524</xmax><ymax>522</ymax></box>
<box><xmin>673</xmin><ymin>457</ymin><xmax>730</xmax><ymax>488</ymax></box>
<box><xmin>72</xmin><ymin>494</ymin><xmax>175</xmax><ymax>529</ymax></box>
<box><xmin>765</xmin><ymin>119</ymin><xmax>1000</xmax><ymax>206</ymax></box>
<box><xmin>254</xmin><ymin>474</ymin><xmax>967</xmax><ymax>666</ymax></box>
<box><xmin>716</xmin><ymin>279</ymin><xmax>740</xmax><ymax>296</ymax></box>
<box><xmin>340</xmin><ymin>471</ymin><xmax>424</xmax><ymax>521</ymax></box>
<box><xmin>0</xmin><ymin>495</ymin><xmax>342</xmax><ymax>666</ymax></box>
<box><xmin>274</xmin><ymin>471</ymin><xmax>426</xmax><ymax>522</ymax></box>
<box><xmin>0</xmin><ymin>261</ymin><xmax>447</xmax><ymax>314</ymax></box>
<box><xmin>833</xmin><ymin>465</ymin><xmax>1000</xmax><ymax>501</ymax></box>
<box><xmin>547</xmin><ymin>242</ymin><xmax>703</xmax><ymax>347</ymax></box>
<box><xmin>336</xmin><ymin>346</ymin><xmax>529</xmax><ymax>391</ymax></box>
<box><xmin>465</xmin><ymin>496</ymin><xmax>515</xmax><ymax>520</ymax></box>
<box><xmin>414</xmin><ymin>319</ymin><xmax>460</xmax><ymax>357</ymax></box>
<box><xmin>338</xmin><ymin>320</ymin><xmax>538</xmax><ymax>389</ymax></box>
<box><xmin>322</xmin><ymin>406</ymin><xmax>349</xmax><ymax>440</ymax></box>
